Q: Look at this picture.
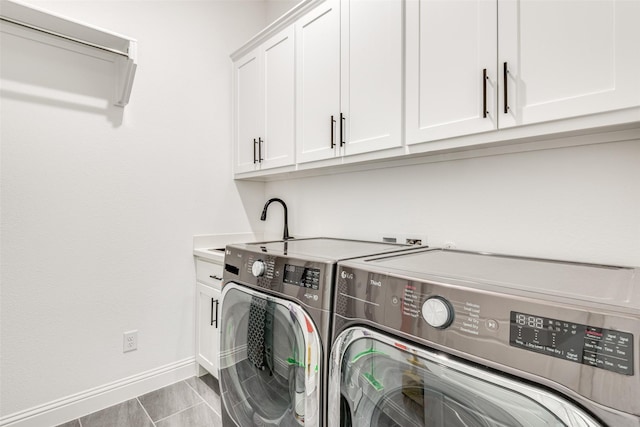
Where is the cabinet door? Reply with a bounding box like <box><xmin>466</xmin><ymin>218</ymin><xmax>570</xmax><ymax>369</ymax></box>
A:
<box><xmin>406</xmin><ymin>0</ymin><xmax>497</xmax><ymax>145</ymax></box>
<box><xmin>234</xmin><ymin>49</ymin><xmax>262</xmax><ymax>173</ymax></box>
<box><xmin>197</xmin><ymin>282</ymin><xmax>221</xmax><ymax>378</ymax></box>
<box><xmin>296</xmin><ymin>0</ymin><xmax>341</xmax><ymax>163</ymax></box>
<box><xmin>341</xmin><ymin>0</ymin><xmax>403</xmax><ymax>155</ymax></box>
<box><xmin>261</xmin><ymin>27</ymin><xmax>295</xmax><ymax>170</ymax></box>
<box><xmin>499</xmin><ymin>0</ymin><xmax>640</xmax><ymax>128</ymax></box>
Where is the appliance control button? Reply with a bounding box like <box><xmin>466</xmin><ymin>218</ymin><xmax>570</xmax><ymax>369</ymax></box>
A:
<box><xmin>486</xmin><ymin>319</ymin><xmax>499</xmax><ymax>331</ymax></box>
<box><xmin>422</xmin><ymin>297</ymin><xmax>454</xmax><ymax>329</ymax></box>
<box><xmin>251</xmin><ymin>260</ymin><xmax>266</xmax><ymax>277</ymax></box>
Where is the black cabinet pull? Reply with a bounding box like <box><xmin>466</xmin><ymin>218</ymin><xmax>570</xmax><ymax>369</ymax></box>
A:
<box><xmin>209</xmin><ymin>275</ymin><xmax>222</xmax><ymax>280</ymax></box>
<box><xmin>258</xmin><ymin>137</ymin><xmax>264</xmax><ymax>163</ymax></box>
<box><xmin>330</xmin><ymin>115</ymin><xmax>336</xmax><ymax>148</ymax></box>
<box><xmin>503</xmin><ymin>62</ymin><xmax>509</xmax><ymax>114</ymax></box>
<box><xmin>340</xmin><ymin>113</ymin><xmax>345</xmax><ymax>146</ymax></box>
<box><xmin>482</xmin><ymin>68</ymin><xmax>488</xmax><ymax>118</ymax></box>
<box><xmin>211</xmin><ymin>298</ymin><xmax>219</xmax><ymax>327</ymax></box>
<box><xmin>253</xmin><ymin>138</ymin><xmax>258</xmax><ymax>164</ymax></box>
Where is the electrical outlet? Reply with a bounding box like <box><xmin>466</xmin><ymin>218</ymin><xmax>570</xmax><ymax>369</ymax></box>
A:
<box><xmin>123</xmin><ymin>330</ymin><xmax>138</xmax><ymax>353</ymax></box>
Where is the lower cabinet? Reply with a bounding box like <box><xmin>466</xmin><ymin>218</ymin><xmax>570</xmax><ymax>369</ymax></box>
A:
<box><xmin>195</xmin><ymin>267</ymin><xmax>222</xmax><ymax>378</ymax></box>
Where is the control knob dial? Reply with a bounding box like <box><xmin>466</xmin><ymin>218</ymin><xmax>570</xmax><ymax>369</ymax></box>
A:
<box><xmin>422</xmin><ymin>296</ymin><xmax>454</xmax><ymax>329</ymax></box>
<box><xmin>251</xmin><ymin>260</ymin><xmax>266</xmax><ymax>277</ymax></box>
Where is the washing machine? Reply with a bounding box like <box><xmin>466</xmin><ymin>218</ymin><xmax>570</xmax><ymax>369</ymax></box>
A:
<box><xmin>219</xmin><ymin>238</ymin><xmax>415</xmax><ymax>427</ymax></box>
<box><xmin>329</xmin><ymin>248</ymin><xmax>640</xmax><ymax>427</ymax></box>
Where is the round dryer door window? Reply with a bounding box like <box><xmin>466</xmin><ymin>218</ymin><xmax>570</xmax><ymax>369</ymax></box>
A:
<box><xmin>219</xmin><ymin>284</ymin><xmax>322</xmax><ymax>427</ymax></box>
<box><xmin>330</xmin><ymin>328</ymin><xmax>601</xmax><ymax>427</ymax></box>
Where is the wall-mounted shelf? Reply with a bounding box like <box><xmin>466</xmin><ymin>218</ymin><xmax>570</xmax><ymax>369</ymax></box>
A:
<box><xmin>0</xmin><ymin>0</ymin><xmax>137</xmax><ymax>107</ymax></box>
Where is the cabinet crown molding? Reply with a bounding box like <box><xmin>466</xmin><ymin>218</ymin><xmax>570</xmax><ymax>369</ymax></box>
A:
<box><xmin>230</xmin><ymin>0</ymin><xmax>323</xmax><ymax>61</ymax></box>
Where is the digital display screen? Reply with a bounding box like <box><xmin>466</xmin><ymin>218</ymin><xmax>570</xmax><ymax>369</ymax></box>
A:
<box><xmin>510</xmin><ymin>311</ymin><xmax>634</xmax><ymax>376</ymax></box>
<box><xmin>283</xmin><ymin>264</ymin><xmax>320</xmax><ymax>290</ymax></box>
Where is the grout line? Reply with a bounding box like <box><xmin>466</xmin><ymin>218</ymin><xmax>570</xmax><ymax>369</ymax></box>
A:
<box><xmin>78</xmin><ymin>418</ymin><xmax>83</xmax><ymax>427</ymax></box>
<box><xmin>198</xmin><ymin>393</ymin><xmax>221</xmax><ymax>418</ymax></box>
<box><xmin>182</xmin><ymin>378</ymin><xmax>204</xmax><ymax>402</ymax></box>
<box><xmin>183</xmin><ymin>376</ymin><xmax>221</xmax><ymax>417</ymax></box>
<box><xmin>136</xmin><ymin>397</ymin><xmax>156</xmax><ymax>427</ymax></box>
<box><xmin>152</xmin><ymin>402</ymin><xmax>204</xmax><ymax>424</ymax></box>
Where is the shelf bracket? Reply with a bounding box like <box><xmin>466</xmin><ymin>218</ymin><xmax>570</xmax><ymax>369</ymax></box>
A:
<box><xmin>0</xmin><ymin>0</ymin><xmax>138</xmax><ymax>107</ymax></box>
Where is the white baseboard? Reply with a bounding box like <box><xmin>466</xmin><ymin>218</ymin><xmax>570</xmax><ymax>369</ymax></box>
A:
<box><xmin>0</xmin><ymin>357</ymin><xmax>198</xmax><ymax>427</ymax></box>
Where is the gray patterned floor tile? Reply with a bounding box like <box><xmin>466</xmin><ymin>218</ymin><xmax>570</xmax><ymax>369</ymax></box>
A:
<box><xmin>155</xmin><ymin>402</ymin><xmax>221</xmax><ymax>427</ymax></box>
<box><xmin>55</xmin><ymin>420</ymin><xmax>81</xmax><ymax>427</ymax></box>
<box><xmin>79</xmin><ymin>399</ymin><xmax>153</xmax><ymax>427</ymax></box>
<box><xmin>185</xmin><ymin>375</ymin><xmax>221</xmax><ymax>415</ymax></box>
<box><xmin>138</xmin><ymin>380</ymin><xmax>203</xmax><ymax>421</ymax></box>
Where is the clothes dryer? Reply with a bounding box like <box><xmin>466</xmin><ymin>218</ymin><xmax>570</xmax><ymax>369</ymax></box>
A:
<box><xmin>330</xmin><ymin>249</ymin><xmax>640</xmax><ymax>427</ymax></box>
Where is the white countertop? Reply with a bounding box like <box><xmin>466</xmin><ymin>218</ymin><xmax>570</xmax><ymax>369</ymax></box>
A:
<box><xmin>193</xmin><ymin>232</ymin><xmax>263</xmax><ymax>263</ymax></box>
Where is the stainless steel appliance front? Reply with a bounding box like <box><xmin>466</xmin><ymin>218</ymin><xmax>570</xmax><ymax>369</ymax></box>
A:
<box><xmin>219</xmin><ymin>238</ymin><xmax>413</xmax><ymax>427</ymax></box>
<box><xmin>330</xmin><ymin>249</ymin><xmax>640</xmax><ymax>426</ymax></box>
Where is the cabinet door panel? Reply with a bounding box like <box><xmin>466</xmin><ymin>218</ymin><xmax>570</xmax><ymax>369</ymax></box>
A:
<box><xmin>341</xmin><ymin>0</ymin><xmax>403</xmax><ymax>155</ymax></box>
<box><xmin>406</xmin><ymin>0</ymin><xmax>497</xmax><ymax>145</ymax></box>
<box><xmin>296</xmin><ymin>0</ymin><xmax>341</xmax><ymax>163</ymax></box>
<box><xmin>234</xmin><ymin>51</ymin><xmax>262</xmax><ymax>173</ymax></box>
<box><xmin>263</xmin><ymin>28</ymin><xmax>295</xmax><ymax>169</ymax></box>
<box><xmin>197</xmin><ymin>283</ymin><xmax>220</xmax><ymax>378</ymax></box>
<box><xmin>499</xmin><ymin>0</ymin><xmax>640</xmax><ymax>128</ymax></box>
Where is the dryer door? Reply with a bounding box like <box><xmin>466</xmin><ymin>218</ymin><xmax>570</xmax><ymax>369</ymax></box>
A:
<box><xmin>329</xmin><ymin>327</ymin><xmax>601</xmax><ymax>427</ymax></box>
<box><xmin>219</xmin><ymin>283</ymin><xmax>321</xmax><ymax>427</ymax></box>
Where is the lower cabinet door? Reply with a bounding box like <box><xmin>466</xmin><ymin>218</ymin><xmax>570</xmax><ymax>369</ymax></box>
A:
<box><xmin>196</xmin><ymin>282</ymin><xmax>221</xmax><ymax>378</ymax></box>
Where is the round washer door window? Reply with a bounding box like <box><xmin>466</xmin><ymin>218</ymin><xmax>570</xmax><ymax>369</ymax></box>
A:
<box><xmin>331</xmin><ymin>328</ymin><xmax>601</xmax><ymax>427</ymax></box>
<box><xmin>219</xmin><ymin>284</ymin><xmax>321</xmax><ymax>427</ymax></box>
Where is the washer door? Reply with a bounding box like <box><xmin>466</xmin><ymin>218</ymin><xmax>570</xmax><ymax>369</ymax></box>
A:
<box><xmin>219</xmin><ymin>283</ymin><xmax>321</xmax><ymax>427</ymax></box>
<box><xmin>329</xmin><ymin>327</ymin><xmax>601</xmax><ymax>427</ymax></box>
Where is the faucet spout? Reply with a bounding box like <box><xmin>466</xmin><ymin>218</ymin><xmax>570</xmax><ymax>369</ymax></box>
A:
<box><xmin>260</xmin><ymin>198</ymin><xmax>291</xmax><ymax>240</ymax></box>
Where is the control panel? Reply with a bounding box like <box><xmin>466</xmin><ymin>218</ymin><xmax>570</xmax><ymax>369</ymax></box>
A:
<box><xmin>283</xmin><ymin>264</ymin><xmax>320</xmax><ymax>290</ymax></box>
<box><xmin>242</xmin><ymin>255</ymin><xmax>322</xmax><ymax>292</ymax></box>
<box><xmin>510</xmin><ymin>311</ymin><xmax>634</xmax><ymax>375</ymax></box>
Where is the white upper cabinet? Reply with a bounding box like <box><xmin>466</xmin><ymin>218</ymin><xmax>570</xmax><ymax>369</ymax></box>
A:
<box><xmin>296</xmin><ymin>0</ymin><xmax>403</xmax><ymax>164</ymax></box>
<box><xmin>407</xmin><ymin>0</ymin><xmax>640</xmax><ymax>146</ymax></box>
<box><xmin>340</xmin><ymin>0</ymin><xmax>403</xmax><ymax>156</ymax></box>
<box><xmin>234</xmin><ymin>49</ymin><xmax>262</xmax><ymax>173</ymax></box>
<box><xmin>406</xmin><ymin>0</ymin><xmax>498</xmax><ymax>145</ymax></box>
<box><xmin>232</xmin><ymin>0</ymin><xmax>639</xmax><ymax>179</ymax></box>
<box><xmin>262</xmin><ymin>28</ymin><xmax>296</xmax><ymax>169</ymax></box>
<box><xmin>498</xmin><ymin>0</ymin><xmax>640</xmax><ymax>128</ymax></box>
<box><xmin>233</xmin><ymin>27</ymin><xmax>295</xmax><ymax>173</ymax></box>
<box><xmin>296</xmin><ymin>0</ymin><xmax>341</xmax><ymax>163</ymax></box>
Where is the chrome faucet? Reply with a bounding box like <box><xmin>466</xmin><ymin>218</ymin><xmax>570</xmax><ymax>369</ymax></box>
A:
<box><xmin>260</xmin><ymin>198</ymin><xmax>291</xmax><ymax>240</ymax></box>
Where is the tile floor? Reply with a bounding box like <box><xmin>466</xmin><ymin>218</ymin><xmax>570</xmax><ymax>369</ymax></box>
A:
<box><xmin>56</xmin><ymin>375</ymin><xmax>221</xmax><ymax>427</ymax></box>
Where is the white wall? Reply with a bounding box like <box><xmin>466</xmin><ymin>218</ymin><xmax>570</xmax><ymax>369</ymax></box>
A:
<box><xmin>0</xmin><ymin>0</ymin><xmax>267</xmax><ymax>421</ymax></box>
<box><xmin>264</xmin><ymin>137</ymin><xmax>640</xmax><ymax>267</ymax></box>
<box><xmin>265</xmin><ymin>0</ymin><xmax>301</xmax><ymax>23</ymax></box>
